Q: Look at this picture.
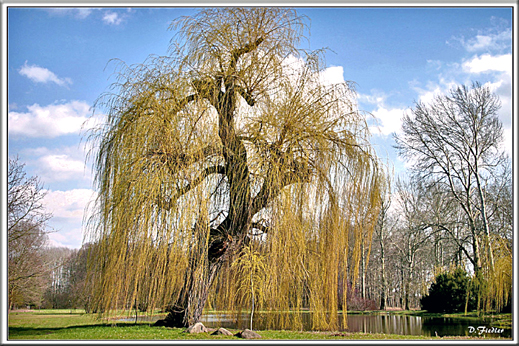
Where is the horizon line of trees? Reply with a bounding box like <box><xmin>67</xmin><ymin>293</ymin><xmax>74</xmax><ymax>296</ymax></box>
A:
<box><xmin>9</xmin><ymin>93</ymin><xmax>512</xmax><ymax>313</ymax></box>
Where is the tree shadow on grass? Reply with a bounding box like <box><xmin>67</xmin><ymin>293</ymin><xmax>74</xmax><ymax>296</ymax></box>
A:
<box><xmin>27</xmin><ymin>312</ymin><xmax>87</xmax><ymax>316</ymax></box>
<box><xmin>8</xmin><ymin>322</ymin><xmax>159</xmax><ymax>340</ymax></box>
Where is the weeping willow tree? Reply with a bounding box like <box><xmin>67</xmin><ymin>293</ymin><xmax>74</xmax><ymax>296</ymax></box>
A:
<box><xmin>86</xmin><ymin>8</ymin><xmax>385</xmax><ymax>330</ymax></box>
<box><xmin>476</xmin><ymin>234</ymin><xmax>512</xmax><ymax>313</ymax></box>
<box><xmin>230</xmin><ymin>244</ymin><xmax>267</xmax><ymax>330</ymax></box>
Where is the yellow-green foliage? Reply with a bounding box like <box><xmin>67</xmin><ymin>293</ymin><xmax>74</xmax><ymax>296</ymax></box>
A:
<box><xmin>480</xmin><ymin>235</ymin><xmax>512</xmax><ymax>312</ymax></box>
<box><xmin>230</xmin><ymin>244</ymin><xmax>267</xmax><ymax>329</ymax></box>
<box><xmin>85</xmin><ymin>8</ymin><xmax>386</xmax><ymax>329</ymax></box>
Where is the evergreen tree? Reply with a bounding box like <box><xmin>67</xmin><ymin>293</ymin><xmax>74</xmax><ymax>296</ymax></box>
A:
<box><xmin>421</xmin><ymin>267</ymin><xmax>476</xmax><ymax>313</ymax></box>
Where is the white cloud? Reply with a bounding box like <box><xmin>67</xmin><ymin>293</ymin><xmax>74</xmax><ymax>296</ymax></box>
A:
<box><xmin>39</xmin><ymin>155</ymin><xmax>86</xmax><ymax>181</ymax></box>
<box><xmin>281</xmin><ymin>56</ymin><xmax>347</xmax><ymax>86</ymax></box>
<box><xmin>410</xmin><ymin>78</ymin><xmax>460</xmax><ymax>105</ymax></box>
<box><xmin>464</xmin><ymin>35</ymin><xmax>493</xmax><ymax>51</ymax></box>
<box><xmin>358</xmin><ymin>91</ymin><xmax>386</xmax><ymax>106</ymax></box>
<box><xmin>47</xmin><ymin>228</ymin><xmax>84</xmax><ymax>249</ymax></box>
<box><xmin>501</xmin><ymin>127</ymin><xmax>512</xmax><ymax>158</ymax></box>
<box><xmin>359</xmin><ymin>90</ymin><xmax>406</xmax><ymax>136</ymax></box>
<box><xmin>19</xmin><ymin>62</ymin><xmax>72</xmax><ymax>86</ymax></box>
<box><xmin>462</xmin><ymin>54</ymin><xmax>512</xmax><ymax>76</ymax></box>
<box><xmin>415</xmin><ymin>87</ymin><xmax>442</xmax><ymax>106</ymax></box>
<box><xmin>450</xmin><ymin>32</ymin><xmax>508</xmax><ymax>53</ymax></box>
<box><xmin>449</xmin><ymin>24</ymin><xmax>511</xmax><ymax>53</ymax></box>
<box><xmin>47</xmin><ymin>8</ymin><xmax>130</xmax><ymax>27</ymax></box>
<box><xmin>320</xmin><ymin>66</ymin><xmax>345</xmax><ymax>85</ymax></box>
<box><xmin>103</xmin><ymin>11</ymin><xmax>124</xmax><ymax>25</ymax></box>
<box><xmin>20</xmin><ymin>144</ymin><xmax>94</xmax><ymax>184</ymax></box>
<box><xmin>43</xmin><ymin>189</ymin><xmax>96</xmax><ymax>221</ymax></box>
<box><xmin>43</xmin><ymin>188</ymin><xmax>96</xmax><ymax>249</ymax></box>
<box><xmin>484</xmin><ymin>80</ymin><xmax>513</xmax><ymax>157</ymax></box>
<box><xmin>76</xmin><ymin>8</ymin><xmax>93</xmax><ymax>19</ymax></box>
<box><xmin>8</xmin><ymin>100</ymin><xmax>93</xmax><ymax>138</ymax></box>
<box><xmin>468</xmin><ymin>31</ymin><xmax>510</xmax><ymax>52</ymax></box>
<box><xmin>46</xmin><ymin>8</ymin><xmax>94</xmax><ymax>19</ymax></box>
<box><xmin>370</xmin><ymin>107</ymin><xmax>406</xmax><ymax>136</ymax></box>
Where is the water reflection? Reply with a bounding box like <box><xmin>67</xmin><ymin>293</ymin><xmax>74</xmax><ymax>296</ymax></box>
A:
<box><xmin>200</xmin><ymin>312</ymin><xmax>511</xmax><ymax>337</ymax></box>
<box><xmin>120</xmin><ymin>312</ymin><xmax>511</xmax><ymax>338</ymax></box>
<box><xmin>344</xmin><ymin>314</ymin><xmax>423</xmax><ymax>335</ymax></box>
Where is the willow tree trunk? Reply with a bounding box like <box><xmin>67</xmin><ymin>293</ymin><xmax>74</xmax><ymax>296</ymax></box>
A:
<box><xmin>155</xmin><ymin>73</ymin><xmax>253</xmax><ymax>328</ymax></box>
<box><xmin>154</xmin><ymin>233</ymin><xmax>243</xmax><ymax>328</ymax></box>
<box><xmin>156</xmin><ymin>258</ymin><xmax>223</xmax><ymax>327</ymax></box>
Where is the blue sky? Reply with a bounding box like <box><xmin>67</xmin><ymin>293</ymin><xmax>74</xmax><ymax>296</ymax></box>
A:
<box><xmin>5</xmin><ymin>6</ymin><xmax>515</xmax><ymax>249</ymax></box>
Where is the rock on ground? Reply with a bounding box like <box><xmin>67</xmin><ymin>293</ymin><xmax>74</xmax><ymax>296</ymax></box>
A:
<box><xmin>184</xmin><ymin>322</ymin><xmax>208</xmax><ymax>333</ymax></box>
<box><xmin>212</xmin><ymin>327</ymin><xmax>233</xmax><ymax>336</ymax></box>
<box><xmin>235</xmin><ymin>329</ymin><xmax>262</xmax><ymax>339</ymax></box>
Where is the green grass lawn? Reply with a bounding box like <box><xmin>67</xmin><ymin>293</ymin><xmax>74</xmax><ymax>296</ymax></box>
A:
<box><xmin>7</xmin><ymin>309</ymin><xmax>512</xmax><ymax>341</ymax></box>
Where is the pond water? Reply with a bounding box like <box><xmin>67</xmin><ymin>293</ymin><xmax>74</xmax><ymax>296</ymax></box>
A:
<box><xmin>120</xmin><ymin>312</ymin><xmax>511</xmax><ymax>338</ymax></box>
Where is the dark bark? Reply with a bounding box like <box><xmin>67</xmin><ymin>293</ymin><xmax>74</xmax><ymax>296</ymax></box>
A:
<box><xmin>156</xmin><ymin>52</ymin><xmax>252</xmax><ymax>327</ymax></box>
<box><xmin>155</xmin><ymin>261</ymin><xmax>223</xmax><ymax>327</ymax></box>
<box><xmin>379</xmin><ymin>239</ymin><xmax>387</xmax><ymax>310</ymax></box>
<box><xmin>154</xmin><ymin>227</ymin><xmax>240</xmax><ymax>328</ymax></box>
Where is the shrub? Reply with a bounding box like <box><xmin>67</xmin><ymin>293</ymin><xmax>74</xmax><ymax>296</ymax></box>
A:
<box><xmin>420</xmin><ymin>267</ymin><xmax>477</xmax><ymax>313</ymax></box>
<box><xmin>340</xmin><ymin>282</ymin><xmax>377</xmax><ymax>311</ymax></box>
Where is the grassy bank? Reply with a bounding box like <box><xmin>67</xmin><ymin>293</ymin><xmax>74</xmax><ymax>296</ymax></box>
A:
<box><xmin>7</xmin><ymin>309</ymin><xmax>511</xmax><ymax>341</ymax></box>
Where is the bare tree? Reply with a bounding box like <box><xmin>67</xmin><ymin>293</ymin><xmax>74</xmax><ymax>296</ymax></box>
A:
<box><xmin>483</xmin><ymin>160</ymin><xmax>512</xmax><ymax>243</ymax></box>
<box><xmin>8</xmin><ymin>157</ymin><xmax>52</xmax><ymax>310</ymax></box>
<box><xmin>393</xmin><ymin>177</ymin><xmax>435</xmax><ymax>310</ymax></box>
<box><xmin>42</xmin><ymin>247</ymin><xmax>76</xmax><ymax>308</ymax></box>
<box><xmin>373</xmin><ymin>194</ymin><xmax>396</xmax><ymax>310</ymax></box>
<box><xmin>42</xmin><ymin>244</ymin><xmax>92</xmax><ymax>310</ymax></box>
<box><xmin>86</xmin><ymin>8</ymin><xmax>385</xmax><ymax>329</ymax></box>
<box><xmin>395</xmin><ymin>82</ymin><xmax>505</xmax><ymax>274</ymax></box>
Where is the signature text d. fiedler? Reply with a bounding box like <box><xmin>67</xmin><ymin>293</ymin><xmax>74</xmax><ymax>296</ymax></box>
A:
<box><xmin>468</xmin><ymin>326</ymin><xmax>504</xmax><ymax>335</ymax></box>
